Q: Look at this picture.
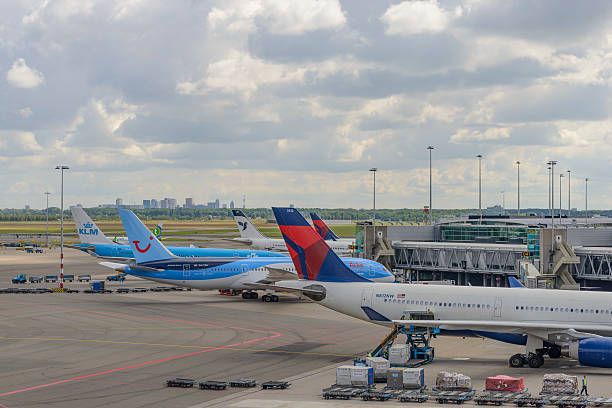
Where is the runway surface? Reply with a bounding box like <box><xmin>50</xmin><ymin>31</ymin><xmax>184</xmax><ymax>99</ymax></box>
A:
<box><xmin>2</xmin><ymin>247</ymin><xmax>612</xmax><ymax>407</ymax></box>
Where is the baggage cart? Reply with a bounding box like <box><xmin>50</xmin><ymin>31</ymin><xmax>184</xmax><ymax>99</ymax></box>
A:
<box><xmin>78</xmin><ymin>275</ymin><xmax>91</xmax><ymax>282</ymax></box>
<box><xmin>514</xmin><ymin>395</ymin><xmax>548</xmax><ymax>407</ymax></box>
<box><xmin>431</xmin><ymin>390</ymin><xmax>475</xmax><ymax>404</ymax></box>
<box><xmin>398</xmin><ymin>390</ymin><xmax>429</xmax><ymax>403</ymax></box>
<box><xmin>29</xmin><ymin>276</ymin><xmax>42</xmax><ymax>283</ymax></box>
<box><xmin>589</xmin><ymin>397</ymin><xmax>612</xmax><ymax>407</ymax></box>
<box><xmin>44</xmin><ymin>275</ymin><xmax>58</xmax><ymax>283</ymax></box>
<box><xmin>116</xmin><ymin>288</ymin><xmax>130</xmax><ymax>293</ymax></box>
<box><xmin>475</xmin><ymin>391</ymin><xmax>529</xmax><ymax>406</ymax></box>
<box><xmin>261</xmin><ymin>381</ymin><xmax>291</xmax><ymax>390</ymax></box>
<box><xmin>361</xmin><ymin>387</ymin><xmax>398</xmax><ymax>401</ymax></box>
<box><xmin>165</xmin><ymin>378</ymin><xmax>196</xmax><ymax>388</ymax></box>
<box><xmin>322</xmin><ymin>386</ymin><xmax>364</xmax><ymax>400</ymax></box>
<box><xmin>229</xmin><ymin>379</ymin><xmax>257</xmax><ymax>388</ymax></box>
<box><xmin>548</xmin><ymin>395</ymin><xmax>588</xmax><ymax>408</ymax></box>
<box><xmin>199</xmin><ymin>380</ymin><xmax>228</xmax><ymax>390</ymax></box>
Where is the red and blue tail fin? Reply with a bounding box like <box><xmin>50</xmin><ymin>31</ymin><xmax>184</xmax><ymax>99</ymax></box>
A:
<box><xmin>273</xmin><ymin>207</ymin><xmax>368</xmax><ymax>283</ymax></box>
<box><xmin>310</xmin><ymin>212</ymin><xmax>340</xmax><ymax>241</ymax></box>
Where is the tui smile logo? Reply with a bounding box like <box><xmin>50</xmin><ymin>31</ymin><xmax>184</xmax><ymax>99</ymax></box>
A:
<box><xmin>133</xmin><ymin>236</ymin><xmax>153</xmax><ymax>253</ymax></box>
<box><xmin>238</xmin><ymin>221</ymin><xmax>247</xmax><ymax>231</ymax></box>
<box><xmin>79</xmin><ymin>222</ymin><xmax>99</xmax><ymax>236</ymax></box>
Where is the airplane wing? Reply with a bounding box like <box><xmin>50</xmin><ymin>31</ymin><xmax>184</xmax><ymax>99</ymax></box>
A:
<box><xmin>257</xmin><ymin>267</ymin><xmax>297</xmax><ymax>284</ymax></box>
<box><xmin>98</xmin><ymin>262</ymin><xmax>161</xmax><ymax>273</ymax></box>
<box><xmin>392</xmin><ymin>319</ymin><xmax>612</xmax><ymax>337</ymax></box>
<box><xmin>243</xmin><ymin>282</ymin><xmax>325</xmax><ymax>298</ymax></box>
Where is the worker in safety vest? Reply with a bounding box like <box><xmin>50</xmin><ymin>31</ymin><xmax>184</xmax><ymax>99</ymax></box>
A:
<box><xmin>580</xmin><ymin>376</ymin><xmax>588</xmax><ymax>396</ymax></box>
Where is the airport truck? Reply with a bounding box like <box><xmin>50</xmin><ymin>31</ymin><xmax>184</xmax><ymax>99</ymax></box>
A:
<box><xmin>12</xmin><ymin>274</ymin><xmax>27</xmax><ymax>284</ymax></box>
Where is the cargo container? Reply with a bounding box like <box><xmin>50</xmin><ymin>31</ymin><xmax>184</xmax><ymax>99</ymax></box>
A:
<box><xmin>389</xmin><ymin>344</ymin><xmax>410</xmax><ymax>365</ymax></box>
<box><xmin>350</xmin><ymin>366</ymin><xmax>373</xmax><ymax>386</ymax></box>
<box><xmin>336</xmin><ymin>365</ymin><xmax>353</xmax><ymax>386</ymax></box>
<box><xmin>366</xmin><ymin>356</ymin><xmax>389</xmax><ymax>380</ymax></box>
<box><xmin>403</xmin><ymin>368</ymin><xmax>425</xmax><ymax>389</ymax></box>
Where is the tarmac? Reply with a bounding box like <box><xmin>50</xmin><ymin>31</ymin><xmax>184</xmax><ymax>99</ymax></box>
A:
<box><xmin>1</xmin><ymin>247</ymin><xmax>612</xmax><ymax>408</ymax></box>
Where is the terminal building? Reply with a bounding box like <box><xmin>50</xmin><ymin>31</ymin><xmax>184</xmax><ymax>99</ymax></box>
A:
<box><xmin>357</xmin><ymin>215</ymin><xmax>612</xmax><ymax>290</ymax></box>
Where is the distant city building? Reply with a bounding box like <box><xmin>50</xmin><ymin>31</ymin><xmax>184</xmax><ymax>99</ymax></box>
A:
<box><xmin>25</xmin><ymin>204</ymin><xmax>30</xmax><ymax>210</ymax></box>
<box><xmin>215</xmin><ymin>199</ymin><xmax>220</xmax><ymax>208</ymax></box>
<box><xmin>116</xmin><ymin>198</ymin><xmax>123</xmax><ymax>207</ymax></box>
<box><xmin>160</xmin><ymin>198</ymin><xmax>168</xmax><ymax>209</ymax></box>
<box><xmin>230</xmin><ymin>200</ymin><xmax>235</xmax><ymax>209</ymax></box>
<box><xmin>166</xmin><ymin>198</ymin><xmax>177</xmax><ymax>209</ymax></box>
<box><xmin>222</xmin><ymin>203</ymin><xmax>227</xmax><ymax>209</ymax></box>
<box><xmin>185</xmin><ymin>197</ymin><xmax>194</xmax><ymax>208</ymax></box>
<box><xmin>289</xmin><ymin>204</ymin><xmax>295</xmax><ymax>208</ymax></box>
<box><xmin>143</xmin><ymin>199</ymin><xmax>151</xmax><ymax>209</ymax></box>
<box><xmin>150</xmin><ymin>199</ymin><xmax>158</xmax><ymax>208</ymax></box>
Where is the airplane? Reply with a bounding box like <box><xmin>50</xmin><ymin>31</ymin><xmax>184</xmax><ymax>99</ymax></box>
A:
<box><xmin>231</xmin><ymin>209</ymin><xmax>354</xmax><ymax>254</ymax></box>
<box><xmin>100</xmin><ymin>209</ymin><xmax>394</xmax><ymax>301</ymax></box>
<box><xmin>111</xmin><ymin>221</ymin><xmax>162</xmax><ymax>244</ymax></box>
<box><xmin>254</xmin><ymin>207</ymin><xmax>612</xmax><ymax>369</ymax></box>
<box><xmin>310</xmin><ymin>212</ymin><xmax>355</xmax><ymax>247</ymax></box>
<box><xmin>70</xmin><ymin>206</ymin><xmax>285</xmax><ymax>261</ymax></box>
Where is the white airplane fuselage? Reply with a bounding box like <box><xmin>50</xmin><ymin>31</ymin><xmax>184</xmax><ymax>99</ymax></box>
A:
<box><xmin>276</xmin><ymin>280</ymin><xmax>612</xmax><ymax>336</ymax></box>
<box><xmin>235</xmin><ymin>237</ymin><xmax>354</xmax><ymax>255</ymax></box>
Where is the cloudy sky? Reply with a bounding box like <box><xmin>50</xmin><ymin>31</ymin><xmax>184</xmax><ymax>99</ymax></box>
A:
<box><xmin>1</xmin><ymin>0</ymin><xmax>611</xmax><ymax>210</ymax></box>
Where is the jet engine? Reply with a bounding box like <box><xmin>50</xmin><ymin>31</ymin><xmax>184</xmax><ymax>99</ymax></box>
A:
<box><xmin>568</xmin><ymin>337</ymin><xmax>612</xmax><ymax>368</ymax></box>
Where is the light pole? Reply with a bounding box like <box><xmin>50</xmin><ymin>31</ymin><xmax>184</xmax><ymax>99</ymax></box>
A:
<box><xmin>559</xmin><ymin>173</ymin><xmax>564</xmax><ymax>224</ymax></box>
<box><xmin>547</xmin><ymin>165</ymin><xmax>551</xmax><ymax>218</ymax></box>
<box><xmin>427</xmin><ymin>146</ymin><xmax>434</xmax><ymax>223</ymax></box>
<box><xmin>55</xmin><ymin>165</ymin><xmax>69</xmax><ymax>289</ymax></box>
<box><xmin>567</xmin><ymin>170</ymin><xmax>571</xmax><ymax>218</ymax></box>
<box><xmin>44</xmin><ymin>191</ymin><xmax>51</xmax><ymax>247</ymax></box>
<box><xmin>548</xmin><ymin>160</ymin><xmax>557</xmax><ymax>252</ymax></box>
<box><xmin>369</xmin><ymin>167</ymin><xmax>377</xmax><ymax>242</ymax></box>
<box><xmin>585</xmin><ymin>178</ymin><xmax>589</xmax><ymax>226</ymax></box>
<box><xmin>501</xmin><ymin>191</ymin><xmax>505</xmax><ymax>209</ymax></box>
<box><xmin>516</xmin><ymin>161</ymin><xmax>520</xmax><ymax>216</ymax></box>
<box><xmin>476</xmin><ymin>154</ymin><xmax>482</xmax><ymax>224</ymax></box>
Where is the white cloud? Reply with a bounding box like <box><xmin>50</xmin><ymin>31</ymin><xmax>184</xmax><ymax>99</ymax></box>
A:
<box><xmin>208</xmin><ymin>0</ymin><xmax>345</xmax><ymax>36</ymax></box>
<box><xmin>19</xmin><ymin>107</ymin><xmax>33</xmax><ymax>118</ymax></box>
<box><xmin>0</xmin><ymin>131</ymin><xmax>43</xmax><ymax>154</ymax></box>
<box><xmin>6</xmin><ymin>58</ymin><xmax>44</xmax><ymax>88</ymax></box>
<box><xmin>23</xmin><ymin>0</ymin><xmax>95</xmax><ymax>24</ymax></box>
<box><xmin>450</xmin><ymin>127</ymin><xmax>512</xmax><ymax>143</ymax></box>
<box><xmin>381</xmin><ymin>1</ymin><xmax>449</xmax><ymax>36</ymax></box>
<box><xmin>177</xmin><ymin>51</ymin><xmax>307</xmax><ymax>98</ymax></box>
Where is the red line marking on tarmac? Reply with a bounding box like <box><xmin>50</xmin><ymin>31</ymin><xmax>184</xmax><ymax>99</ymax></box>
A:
<box><xmin>0</xmin><ymin>300</ymin><xmax>284</xmax><ymax>398</ymax></box>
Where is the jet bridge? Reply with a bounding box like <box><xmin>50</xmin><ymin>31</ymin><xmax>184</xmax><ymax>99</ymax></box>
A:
<box><xmin>393</xmin><ymin>241</ymin><xmax>526</xmax><ymax>285</ymax></box>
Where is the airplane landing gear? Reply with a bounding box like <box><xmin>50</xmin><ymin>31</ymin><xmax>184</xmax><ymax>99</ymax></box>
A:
<box><xmin>509</xmin><ymin>354</ymin><xmax>526</xmax><ymax>368</ymax></box>
<box><xmin>262</xmin><ymin>294</ymin><xmax>279</xmax><ymax>302</ymax></box>
<box><xmin>509</xmin><ymin>351</ymin><xmax>544</xmax><ymax>368</ymax></box>
<box><xmin>547</xmin><ymin>346</ymin><xmax>562</xmax><ymax>359</ymax></box>
<box><xmin>241</xmin><ymin>291</ymin><xmax>258</xmax><ymax>300</ymax></box>
<box><xmin>527</xmin><ymin>352</ymin><xmax>544</xmax><ymax>368</ymax></box>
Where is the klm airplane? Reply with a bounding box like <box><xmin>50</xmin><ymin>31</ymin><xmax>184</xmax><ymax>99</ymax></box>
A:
<box><xmin>70</xmin><ymin>206</ymin><xmax>283</xmax><ymax>260</ymax></box>
<box><xmin>100</xmin><ymin>210</ymin><xmax>394</xmax><ymax>301</ymax></box>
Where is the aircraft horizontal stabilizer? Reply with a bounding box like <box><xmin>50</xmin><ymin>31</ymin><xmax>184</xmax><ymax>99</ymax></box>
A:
<box><xmin>99</xmin><ymin>261</ymin><xmax>128</xmax><ymax>272</ymax></box>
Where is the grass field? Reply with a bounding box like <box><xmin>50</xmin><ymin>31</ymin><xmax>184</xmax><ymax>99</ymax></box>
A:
<box><xmin>0</xmin><ymin>220</ymin><xmax>357</xmax><ymax>238</ymax></box>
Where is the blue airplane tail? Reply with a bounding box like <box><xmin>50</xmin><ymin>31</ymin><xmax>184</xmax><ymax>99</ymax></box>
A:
<box><xmin>118</xmin><ymin>209</ymin><xmax>175</xmax><ymax>264</ymax></box>
<box><xmin>272</xmin><ymin>207</ymin><xmax>368</xmax><ymax>283</ymax></box>
<box><xmin>310</xmin><ymin>212</ymin><xmax>340</xmax><ymax>241</ymax></box>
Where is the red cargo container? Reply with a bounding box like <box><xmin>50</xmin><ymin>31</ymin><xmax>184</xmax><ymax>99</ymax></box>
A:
<box><xmin>485</xmin><ymin>375</ymin><xmax>525</xmax><ymax>392</ymax></box>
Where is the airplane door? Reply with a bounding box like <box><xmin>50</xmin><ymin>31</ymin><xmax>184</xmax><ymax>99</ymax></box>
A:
<box><xmin>494</xmin><ymin>298</ymin><xmax>502</xmax><ymax>318</ymax></box>
<box><xmin>361</xmin><ymin>288</ymin><xmax>373</xmax><ymax>307</ymax></box>
<box><xmin>183</xmin><ymin>264</ymin><xmax>191</xmax><ymax>278</ymax></box>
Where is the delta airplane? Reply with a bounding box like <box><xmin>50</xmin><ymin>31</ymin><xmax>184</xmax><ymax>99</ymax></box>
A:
<box><xmin>310</xmin><ymin>212</ymin><xmax>355</xmax><ymax>247</ymax></box>
<box><xmin>100</xmin><ymin>210</ymin><xmax>394</xmax><ymax>301</ymax></box>
<box><xmin>70</xmin><ymin>206</ymin><xmax>284</xmax><ymax>261</ymax></box>
<box><xmin>255</xmin><ymin>207</ymin><xmax>612</xmax><ymax>369</ymax></box>
<box><xmin>231</xmin><ymin>209</ymin><xmax>354</xmax><ymax>254</ymax></box>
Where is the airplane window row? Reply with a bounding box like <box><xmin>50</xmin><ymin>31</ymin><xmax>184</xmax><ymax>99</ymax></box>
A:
<box><xmin>515</xmin><ymin>305</ymin><xmax>612</xmax><ymax>315</ymax></box>
<box><xmin>382</xmin><ymin>298</ymin><xmax>492</xmax><ymax>310</ymax></box>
